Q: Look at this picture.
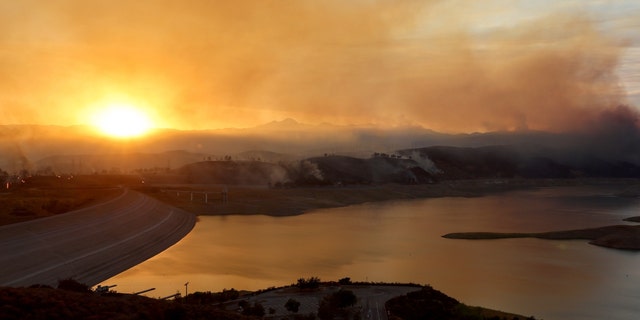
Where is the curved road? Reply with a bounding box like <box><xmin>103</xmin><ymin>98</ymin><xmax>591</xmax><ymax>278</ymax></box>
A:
<box><xmin>0</xmin><ymin>189</ymin><xmax>196</xmax><ymax>288</ymax></box>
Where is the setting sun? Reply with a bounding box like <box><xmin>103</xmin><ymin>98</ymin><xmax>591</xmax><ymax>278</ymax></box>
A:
<box><xmin>92</xmin><ymin>104</ymin><xmax>153</xmax><ymax>138</ymax></box>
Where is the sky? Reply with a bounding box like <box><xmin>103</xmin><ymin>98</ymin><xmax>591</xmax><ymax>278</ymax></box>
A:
<box><xmin>0</xmin><ymin>0</ymin><xmax>639</xmax><ymax>133</ymax></box>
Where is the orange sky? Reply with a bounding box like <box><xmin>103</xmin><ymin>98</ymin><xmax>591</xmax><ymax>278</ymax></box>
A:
<box><xmin>0</xmin><ymin>0</ymin><xmax>638</xmax><ymax>133</ymax></box>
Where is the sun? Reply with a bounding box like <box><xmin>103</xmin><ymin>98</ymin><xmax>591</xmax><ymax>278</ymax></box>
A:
<box><xmin>91</xmin><ymin>103</ymin><xmax>153</xmax><ymax>138</ymax></box>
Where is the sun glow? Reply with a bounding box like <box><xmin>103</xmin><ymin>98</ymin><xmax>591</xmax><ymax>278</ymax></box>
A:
<box><xmin>92</xmin><ymin>103</ymin><xmax>153</xmax><ymax>138</ymax></box>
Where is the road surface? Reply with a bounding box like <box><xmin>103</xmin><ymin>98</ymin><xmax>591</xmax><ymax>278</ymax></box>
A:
<box><xmin>0</xmin><ymin>189</ymin><xmax>195</xmax><ymax>288</ymax></box>
<box><xmin>236</xmin><ymin>285</ymin><xmax>419</xmax><ymax>320</ymax></box>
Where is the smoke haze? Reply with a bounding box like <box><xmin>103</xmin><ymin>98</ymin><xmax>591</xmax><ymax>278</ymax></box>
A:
<box><xmin>0</xmin><ymin>0</ymin><xmax>637</xmax><ymax>132</ymax></box>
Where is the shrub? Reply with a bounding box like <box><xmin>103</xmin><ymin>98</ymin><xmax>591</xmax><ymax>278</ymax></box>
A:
<box><xmin>285</xmin><ymin>298</ymin><xmax>301</xmax><ymax>313</ymax></box>
<box><xmin>297</xmin><ymin>277</ymin><xmax>321</xmax><ymax>289</ymax></box>
<box><xmin>57</xmin><ymin>279</ymin><xmax>90</xmax><ymax>293</ymax></box>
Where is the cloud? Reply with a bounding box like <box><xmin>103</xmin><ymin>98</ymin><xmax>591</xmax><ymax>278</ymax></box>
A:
<box><xmin>0</xmin><ymin>0</ymin><xmax>635</xmax><ymax>133</ymax></box>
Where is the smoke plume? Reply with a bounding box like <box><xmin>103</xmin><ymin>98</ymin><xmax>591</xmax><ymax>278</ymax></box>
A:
<box><xmin>0</xmin><ymin>0</ymin><xmax>635</xmax><ymax>133</ymax></box>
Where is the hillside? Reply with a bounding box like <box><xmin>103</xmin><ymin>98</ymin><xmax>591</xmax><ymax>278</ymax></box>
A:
<box><xmin>173</xmin><ymin>155</ymin><xmax>435</xmax><ymax>186</ymax></box>
<box><xmin>401</xmin><ymin>145</ymin><xmax>640</xmax><ymax>180</ymax></box>
<box><xmin>167</xmin><ymin>145</ymin><xmax>640</xmax><ymax>187</ymax></box>
<box><xmin>178</xmin><ymin>161</ymin><xmax>288</xmax><ymax>185</ymax></box>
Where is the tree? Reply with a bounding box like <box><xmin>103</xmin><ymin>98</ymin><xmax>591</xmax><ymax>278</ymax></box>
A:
<box><xmin>333</xmin><ymin>289</ymin><xmax>357</xmax><ymax>308</ymax></box>
<box><xmin>285</xmin><ymin>298</ymin><xmax>301</xmax><ymax>313</ymax></box>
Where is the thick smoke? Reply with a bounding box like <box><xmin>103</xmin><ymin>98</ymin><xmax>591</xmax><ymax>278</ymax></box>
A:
<box><xmin>0</xmin><ymin>0</ymin><xmax>634</xmax><ymax>133</ymax></box>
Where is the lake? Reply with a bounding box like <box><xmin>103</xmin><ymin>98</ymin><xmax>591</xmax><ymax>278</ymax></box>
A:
<box><xmin>105</xmin><ymin>185</ymin><xmax>640</xmax><ymax>320</ymax></box>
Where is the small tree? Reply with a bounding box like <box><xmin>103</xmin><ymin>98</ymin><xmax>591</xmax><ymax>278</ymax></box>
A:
<box><xmin>285</xmin><ymin>298</ymin><xmax>301</xmax><ymax>313</ymax></box>
<box><xmin>317</xmin><ymin>289</ymin><xmax>357</xmax><ymax>320</ymax></box>
<box><xmin>240</xmin><ymin>301</ymin><xmax>265</xmax><ymax>317</ymax></box>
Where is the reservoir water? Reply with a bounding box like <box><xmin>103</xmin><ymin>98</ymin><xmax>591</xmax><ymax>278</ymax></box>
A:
<box><xmin>106</xmin><ymin>185</ymin><xmax>640</xmax><ymax>320</ymax></box>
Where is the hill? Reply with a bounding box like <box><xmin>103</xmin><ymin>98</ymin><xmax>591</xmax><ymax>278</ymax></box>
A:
<box><xmin>386</xmin><ymin>286</ymin><xmax>534</xmax><ymax>320</ymax></box>
<box><xmin>173</xmin><ymin>155</ymin><xmax>435</xmax><ymax>186</ymax></box>
<box><xmin>401</xmin><ymin>145</ymin><xmax>640</xmax><ymax>180</ymax></box>
<box><xmin>178</xmin><ymin>160</ymin><xmax>288</xmax><ymax>185</ymax></box>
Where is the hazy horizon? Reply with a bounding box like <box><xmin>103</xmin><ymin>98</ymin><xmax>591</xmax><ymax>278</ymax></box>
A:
<box><xmin>1</xmin><ymin>1</ymin><xmax>640</xmax><ymax>176</ymax></box>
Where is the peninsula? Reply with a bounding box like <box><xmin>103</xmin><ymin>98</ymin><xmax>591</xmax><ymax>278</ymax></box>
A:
<box><xmin>443</xmin><ymin>217</ymin><xmax>640</xmax><ymax>250</ymax></box>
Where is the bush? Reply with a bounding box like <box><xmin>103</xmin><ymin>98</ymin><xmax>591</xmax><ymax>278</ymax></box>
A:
<box><xmin>333</xmin><ymin>289</ymin><xmax>357</xmax><ymax>308</ymax></box>
<box><xmin>240</xmin><ymin>301</ymin><xmax>265</xmax><ymax>317</ymax></box>
<box><xmin>185</xmin><ymin>288</ymin><xmax>239</xmax><ymax>305</ymax></box>
<box><xmin>57</xmin><ymin>279</ymin><xmax>90</xmax><ymax>293</ymax></box>
<box><xmin>285</xmin><ymin>298</ymin><xmax>301</xmax><ymax>313</ymax></box>
<box><xmin>297</xmin><ymin>277</ymin><xmax>321</xmax><ymax>289</ymax></box>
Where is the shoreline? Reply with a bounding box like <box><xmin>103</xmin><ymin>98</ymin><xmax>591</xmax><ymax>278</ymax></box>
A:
<box><xmin>137</xmin><ymin>178</ymin><xmax>640</xmax><ymax>217</ymax></box>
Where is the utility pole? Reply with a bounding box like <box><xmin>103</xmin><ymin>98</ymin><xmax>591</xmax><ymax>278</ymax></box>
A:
<box><xmin>184</xmin><ymin>282</ymin><xmax>189</xmax><ymax>298</ymax></box>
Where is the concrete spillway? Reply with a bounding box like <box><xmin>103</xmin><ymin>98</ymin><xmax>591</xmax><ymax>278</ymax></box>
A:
<box><xmin>0</xmin><ymin>189</ymin><xmax>196</xmax><ymax>287</ymax></box>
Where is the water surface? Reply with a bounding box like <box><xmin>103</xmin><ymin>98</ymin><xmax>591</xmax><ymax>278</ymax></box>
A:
<box><xmin>106</xmin><ymin>185</ymin><xmax>640</xmax><ymax>319</ymax></box>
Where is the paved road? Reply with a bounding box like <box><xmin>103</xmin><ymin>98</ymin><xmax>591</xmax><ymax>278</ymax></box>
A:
<box><xmin>238</xmin><ymin>285</ymin><xmax>419</xmax><ymax>320</ymax></box>
<box><xmin>0</xmin><ymin>189</ymin><xmax>195</xmax><ymax>287</ymax></box>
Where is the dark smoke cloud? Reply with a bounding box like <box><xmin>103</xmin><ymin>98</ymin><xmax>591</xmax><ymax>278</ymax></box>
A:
<box><xmin>0</xmin><ymin>0</ymin><xmax>636</xmax><ymax>134</ymax></box>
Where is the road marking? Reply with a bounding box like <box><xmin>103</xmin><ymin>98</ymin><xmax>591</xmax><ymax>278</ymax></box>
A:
<box><xmin>4</xmin><ymin>204</ymin><xmax>177</xmax><ymax>286</ymax></box>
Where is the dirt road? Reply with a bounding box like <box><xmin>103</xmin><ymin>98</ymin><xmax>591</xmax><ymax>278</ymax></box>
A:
<box><xmin>0</xmin><ymin>189</ymin><xmax>195</xmax><ymax>287</ymax></box>
<box><xmin>236</xmin><ymin>285</ymin><xmax>419</xmax><ymax>320</ymax></box>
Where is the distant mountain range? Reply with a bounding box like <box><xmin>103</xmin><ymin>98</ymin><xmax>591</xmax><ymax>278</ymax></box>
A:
<box><xmin>0</xmin><ymin>118</ymin><xmax>638</xmax><ymax>179</ymax></box>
